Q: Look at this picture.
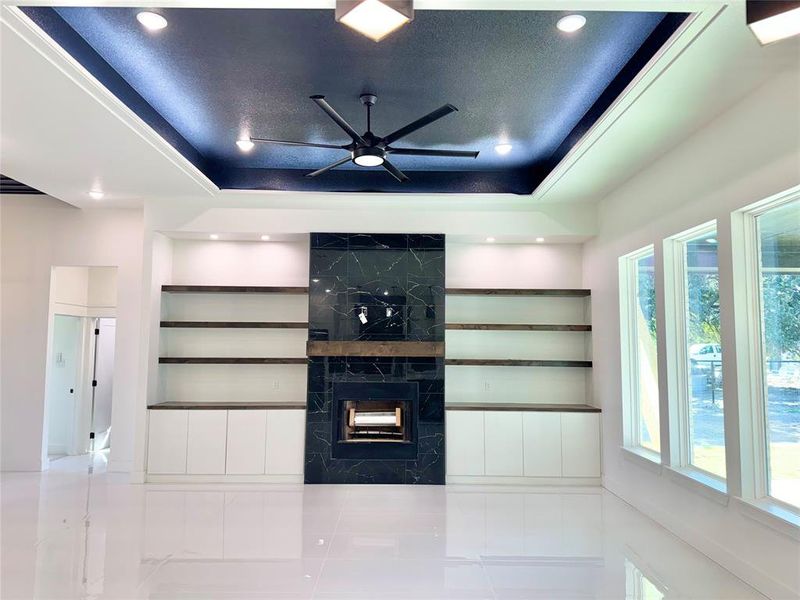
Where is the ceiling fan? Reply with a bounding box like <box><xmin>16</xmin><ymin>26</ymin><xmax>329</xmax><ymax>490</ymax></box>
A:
<box><xmin>250</xmin><ymin>94</ymin><xmax>479</xmax><ymax>182</ymax></box>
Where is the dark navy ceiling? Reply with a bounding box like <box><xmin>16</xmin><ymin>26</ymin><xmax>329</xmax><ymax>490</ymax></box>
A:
<box><xmin>22</xmin><ymin>7</ymin><xmax>687</xmax><ymax>194</ymax></box>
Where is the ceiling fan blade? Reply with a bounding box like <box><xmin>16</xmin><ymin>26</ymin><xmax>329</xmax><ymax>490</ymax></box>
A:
<box><xmin>251</xmin><ymin>137</ymin><xmax>348</xmax><ymax>150</ymax></box>
<box><xmin>305</xmin><ymin>156</ymin><xmax>352</xmax><ymax>178</ymax></box>
<box><xmin>310</xmin><ymin>95</ymin><xmax>366</xmax><ymax>145</ymax></box>
<box><xmin>381</xmin><ymin>159</ymin><xmax>409</xmax><ymax>183</ymax></box>
<box><xmin>387</xmin><ymin>148</ymin><xmax>479</xmax><ymax>158</ymax></box>
<box><xmin>381</xmin><ymin>104</ymin><xmax>458</xmax><ymax>146</ymax></box>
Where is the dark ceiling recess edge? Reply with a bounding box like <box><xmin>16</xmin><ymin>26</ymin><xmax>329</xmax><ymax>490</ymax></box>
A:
<box><xmin>20</xmin><ymin>8</ymin><xmax>687</xmax><ymax>195</ymax></box>
<box><xmin>21</xmin><ymin>7</ymin><xmax>209</xmax><ymax>176</ymax></box>
<box><xmin>544</xmin><ymin>12</ymin><xmax>689</xmax><ymax>173</ymax></box>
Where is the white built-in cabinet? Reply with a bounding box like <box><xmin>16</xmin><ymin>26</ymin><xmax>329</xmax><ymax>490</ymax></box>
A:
<box><xmin>446</xmin><ymin>410</ymin><xmax>600</xmax><ymax>481</ymax></box>
<box><xmin>146</xmin><ymin>408</ymin><xmax>305</xmax><ymax>480</ymax></box>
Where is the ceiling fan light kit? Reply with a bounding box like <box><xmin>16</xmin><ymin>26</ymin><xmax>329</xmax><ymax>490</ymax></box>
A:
<box><xmin>250</xmin><ymin>92</ymin><xmax>479</xmax><ymax>183</ymax></box>
<box><xmin>336</xmin><ymin>0</ymin><xmax>414</xmax><ymax>42</ymax></box>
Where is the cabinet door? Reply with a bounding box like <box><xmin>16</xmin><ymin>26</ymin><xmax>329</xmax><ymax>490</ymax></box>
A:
<box><xmin>561</xmin><ymin>413</ymin><xmax>601</xmax><ymax>477</ymax></box>
<box><xmin>186</xmin><ymin>410</ymin><xmax>227</xmax><ymax>474</ymax></box>
<box><xmin>523</xmin><ymin>412</ymin><xmax>562</xmax><ymax>477</ymax></box>
<box><xmin>446</xmin><ymin>411</ymin><xmax>485</xmax><ymax>476</ymax></box>
<box><xmin>265</xmin><ymin>409</ymin><xmax>305</xmax><ymax>475</ymax></box>
<box><xmin>147</xmin><ymin>410</ymin><xmax>188</xmax><ymax>474</ymax></box>
<box><xmin>226</xmin><ymin>410</ymin><xmax>268</xmax><ymax>475</ymax></box>
<box><xmin>484</xmin><ymin>411</ymin><xmax>523</xmax><ymax>476</ymax></box>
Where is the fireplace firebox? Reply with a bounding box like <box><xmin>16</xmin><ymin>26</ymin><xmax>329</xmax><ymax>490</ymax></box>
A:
<box><xmin>332</xmin><ymin>382</ymin><xmax>418</xmax><ymax>460</ymax></box>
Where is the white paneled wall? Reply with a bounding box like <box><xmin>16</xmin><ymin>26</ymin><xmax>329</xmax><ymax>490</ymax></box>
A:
<box><xmin>159</xmin><ymin>363</ymin><xmax>307</xmax><ymax>404</ymax></box>
<box><xmin>445</xmin><ymin>365</ymin><xmax>589</xmax><ymax>405</ymax></box>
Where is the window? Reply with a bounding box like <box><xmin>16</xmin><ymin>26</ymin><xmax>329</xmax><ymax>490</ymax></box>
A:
<box><xmin>666</xmin><ymin>225</ymin><xmax>725</xmax><ymax>479</ymax></box>
<box><xmin>755</xmin><ymin>199</ymin><xmax>800</xmax><ymax>507</ymax></box>
<box><xmin>625</xmin><ymin>559</ymin><xmax>665</xmax><ymax>600</ymax></box>
<box><xmin>620</xmin><ymin>247</ymin><xmax>660</xmax><ymax>455</ymax></box>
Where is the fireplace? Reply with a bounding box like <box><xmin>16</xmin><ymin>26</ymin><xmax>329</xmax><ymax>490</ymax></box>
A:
<box><xmin>305</xmin><ymin>233</ymin><xmax>445</xmax><ymax>484</ymax></box>
<box><xmin>332</xmin><ymin>382</ymin><xmax>418</xmax><ymax>460</ymax></box>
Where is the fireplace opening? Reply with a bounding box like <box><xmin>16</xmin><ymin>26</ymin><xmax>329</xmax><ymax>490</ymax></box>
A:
<box><xmin>332</xmin><ymin>382</ymin><xmax>419</xmax><ymax>460</ymax></box>
<box><xmin>343</xmin><ymin>399</ymin><xmax>410</xmax><ymax>443</ymax></box>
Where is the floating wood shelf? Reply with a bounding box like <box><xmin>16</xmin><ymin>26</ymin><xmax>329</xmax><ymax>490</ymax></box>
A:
<box><xmin>159</xmin><ymin>357</ymin><xmax>307</xmax><ymax>364</ymax></box>
<box><xmin>307</xmin><ymin>340</ymin><xmax>445</xmax><ymax>358</ymax></box>
<box><xmin>161</xmin><ymin>285</ymin><xmax>309</xmax><ymax>294</ymax></box>
<box><xmin>148</xmin><ymin>401</ymin><xmax>307</xmax><ymax>410</ymax></box>
<box><xmin>446</xmin><ymin>323</ymin><xmax>591</xmax><ymax>331</ymax></box>
<box><xmin>446</xmin><ymin>403</ymin><xmax>600</xmax><ymax>413</ymax></box>
<box><xmin>445</xmin><ymin>358</ymin><xmax>592</xmax><ymax>368</ymax></box>
<box><xmin>160</xmin><ymin>321</ymin><xmax>309</xmax><ymax>329</ymax></box>
<box><xmin>445</xmin><ymin>288</ymin><xmax>590</xmax><ymax>297</ymax></box>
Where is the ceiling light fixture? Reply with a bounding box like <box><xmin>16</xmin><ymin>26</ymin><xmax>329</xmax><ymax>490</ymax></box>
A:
<box><xmin>494</xmin><ymin>143</ymin><xmax>513</xmax><ymax>155</ymax></box>
<box><xmin>486</xmin><ymin>236</ymin><xmax>495</xmax><ymax>243</ymax></box>
<box><xmin>336</xmin><ymin>0</ymin><xmax>414</xmax><ymax>42</ymax></box>
<box><xmin>352</xmin><ymin>146</ymin><xmax>385</xmax><ymax>167</ymax></box>
<box><xmin>209</xmin><ymin>233</ymin><xmax>219</xmax><ymax>240</ymax></box>
<box><xmin>88</xmin><ymin>189</ymin><xmax>104</xmax><ymax>200</ymax></box>
<box><xmin>536</xmin><ymin>237</ymin><xmax>545</xmax><ymax>243</ymax></box>
<box><xmin>705</xmin><ymin>237</ymin><xmax>718</xmax><ymax>244</ymax></box>
<box><xmin>747</xmin><ymin>0</ymin><xmax>800</xmax><ymax>44</ymax></box>
<box><xmin>557</xmin><ymin>14</ymin><xmax>586</xmax><ymax>33</ymax></box>
<box><xmin>136</xmin><ymin>11</ymin><xmax>168</xmax><ymax>31</ymax></box>
<box><xmin>236</xmin><ymin>139</ymin><xmax>255</xmax><ymax>152</ymax></box>
<box><xmin>261</xmin><ymin>234</ymin><xmax>270</xmax><ymax>241</ymax></box>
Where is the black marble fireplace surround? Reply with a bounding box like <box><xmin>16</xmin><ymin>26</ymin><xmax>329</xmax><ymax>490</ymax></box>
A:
<box><xmin>305</xmin><ymin>233</ymin><xmax>445</xmax><ymax>484</ymax></box>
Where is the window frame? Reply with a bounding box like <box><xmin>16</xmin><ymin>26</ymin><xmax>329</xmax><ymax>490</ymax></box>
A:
<box><xmin>663</xmin><ymin>221</ymin><xmax>726</xmax><ymax>481</ymax></box>
<box><xmin>736</xmin><ymin>191</ymin><xmax>800</xmax><ymax>513</ymax></box>
<box><xmin>619</xmin><ymin>245</ymin><xmax>660</xmax><ymax>459</ymax></box>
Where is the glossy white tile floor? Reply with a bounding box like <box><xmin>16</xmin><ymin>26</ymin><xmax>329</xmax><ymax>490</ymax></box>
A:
<box><xmin>1</xmin><ymin>453</ymin><xmax>765</xmax><ymax>600</ymax></box>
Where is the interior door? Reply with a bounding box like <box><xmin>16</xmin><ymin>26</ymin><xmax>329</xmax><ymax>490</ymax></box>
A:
<box><xmin>46</xmin><ymin>315</ymin><xmax>82</xmax><ymax>457</ymax></box>
<box><xmin>91</xmin><ymin>318</ymin><xmax>116</xmax><ymax>449</ymax></box>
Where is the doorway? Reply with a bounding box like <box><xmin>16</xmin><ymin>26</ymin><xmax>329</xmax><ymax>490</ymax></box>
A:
<box><xmin>44</xmin><ymin>267</ymin><xmax>118</xmax><ymax>464</ymax></box>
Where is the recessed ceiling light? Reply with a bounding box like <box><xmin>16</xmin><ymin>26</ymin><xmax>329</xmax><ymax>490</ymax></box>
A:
<box><xmin>312</xmin><ymin>278</ymin><xmax>320</xmax><ymax>283</ymax></box>
<box><xmin>136</xmin><ymin>11</ymin><xmax>168</xmax><ymax>31</ymax></box>
<box><xmin>536</xmin><ymin>237</ymin><xmax>545</xmax><ymax>243</ymax></box>
<box><xmin>261</xmin><ymin>234</ymin><xmax>270</xmax><ymax>241</ymax></box>
<box><xmin>209</xmin><ymin>233</ymin><xmax>219</xmax><ymax>240</ymax></box>
<box><xmin>325</xmin><ymin>288</ymin><xmax>332</xmax><ymax>293</ymax></box>
<box><xmin>236</xmin><ymin>139</ymin><xmax>255</xmax><ymax>152</ymax></box>
<box><xmin>494</xmin><ymin>143</ymin><xmax>513</xmax><ymax>155</ymax></box>
<box><xmin>336</xmin><ymin>0</ymin><xmax>413</xmax><ymax>42</ymax></box>
<box><xmin>557</xmin><ymin>14</ymin><xmax>586</xmax><ymax>33</ymax></box>
<box><xmin>747</xmin><ymin>1</ymin><xmax>800</xmax><ymax>45</ymax></box>
<box><xmin>383</xmin><ymin>290</ymin><xmax>390</xmax><ymax>296</ymax></box>
<box><xmin>486</xmin><ymin>236</ymin><xmax>496</xmax><ymax>243</ymax></box>
<box><xmin>705</xmin><ymin>237</ymin><xmax>718</xmax><ymax>244</ymax></box>
<box><xmin>88</xmin><ymin>189</ymin><xmax>104</xmax><ymax>200</ymax></box>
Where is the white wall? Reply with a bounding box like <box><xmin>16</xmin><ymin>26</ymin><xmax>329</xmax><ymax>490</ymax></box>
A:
<box><xmin>447</xmin><ymin>243</ymin><xmax>583</xmax><ymax>289</ymax></box>
<box><xmin>1</xmin><ymin>195</ymin><xmax>144</xmax><ymax>472</ymax></box>
<box><xmin>584</xmin><ymin>70</ymin><xmax>800</xmax><ymax>599</ymax></box>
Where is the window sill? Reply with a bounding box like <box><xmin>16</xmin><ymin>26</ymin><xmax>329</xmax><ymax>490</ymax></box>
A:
<box><xmin>663</xmin><ymin>466</ymin><xmax>728</xmax><ymax>506</ymax></box>
<box><xmin>733</xmin><ymin>497</ymin><xmax>800</xmax><ymax>541</ymax></box>
<box><xmin>621</xmin><ymin>446</ymin><xmax>662</xmax><ymax>474</ymax></box>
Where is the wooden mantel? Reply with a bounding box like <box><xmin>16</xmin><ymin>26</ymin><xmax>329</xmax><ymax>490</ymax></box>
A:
<box><xmin>307</xmin><ymin>340</ymin><xmax>445</xmax><ymax>358</ymax></box>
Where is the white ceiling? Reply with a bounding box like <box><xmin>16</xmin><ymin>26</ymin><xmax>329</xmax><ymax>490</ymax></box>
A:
<box><xmin>0</xmin><ymin>0</ymin><xmax>798</xmax><ymax>210</ymax></box>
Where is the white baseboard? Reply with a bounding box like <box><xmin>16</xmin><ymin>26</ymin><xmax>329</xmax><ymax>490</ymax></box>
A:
<box><xmin>447</xmin><ymin>475</ymin><xmax>601</xmax><ymax>486</ymax></box>
<box><xmin>146</xmin><ymin>473</ymin><xmax>304</xmax><ymax>484</ymax></box>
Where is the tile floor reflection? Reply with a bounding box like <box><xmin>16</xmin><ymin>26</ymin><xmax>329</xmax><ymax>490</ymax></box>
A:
<box><xmin>1</xmin><ymin>453</ymin><xmax>765</xmax><ymax>599</ymax></box>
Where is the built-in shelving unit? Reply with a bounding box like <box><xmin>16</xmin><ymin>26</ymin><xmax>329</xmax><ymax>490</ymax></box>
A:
<box><xmin>155</xmin><ymin>283</ymin><xmax>309</xmax><ymax>407</ymax></box>
<box><xmin>162</xmin><ymin>285</ymin><xmax>309</xmax><ymax>294</ymax></box>
<box><xmin>445</xmin><ymin>358</ymin><xmax>592</xmax><ymax>367</ymax></box>
<box><xmin>446</xmin><ymin>288</ymin><xmax>590</xmax><ymax>297</ymax></box>
<box><xmin>161</xmin><ymin>321</ymin><xmax>308</xmax><ymax>328</ymax></box>
<box><xmin>444</xmin><ymin>286</ymin><xmax>594</xmax><ymax>409</ymax></box>
<box><xmin>446</xmin><ymin>402</ymin><xmax>599</xmax><ymax>412</ymax></box>
<box><xmin>446</xmin><ymin>323</ymin><xmax>591</xmax><ymax>331</ymax></box>
<box><xmin>159</xmin><ymin>357</ymin><xmax>307</xmax><ymax>364</ymax></box>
